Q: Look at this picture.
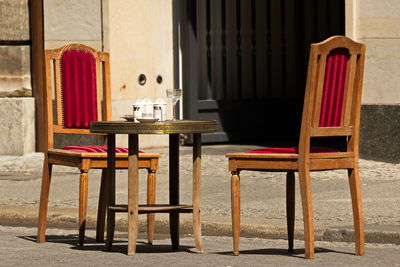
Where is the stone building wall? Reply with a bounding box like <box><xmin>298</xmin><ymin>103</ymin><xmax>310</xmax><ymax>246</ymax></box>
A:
<box><xmin>0</xmin><ymin>0</ymin><xmax>31</xmax><ymax>95</ymax></box>
<box><xmin>0</xmin><ymin>0</ymin><xmax>35</xmax><ymax>155</ymax></box>
<box><xmin>43</xmin><ymin>0</ymin><xmax>103</xmax><ymax>50</ymax></box>
<box><xmin>103</xmin><ymin>0</ymin><xmax>174</xmax><ymax>148</ymax></box>
<box><xmin>347</xmin><ymin>0</ymin><xmax>400</xmax><ymax>162</ymax></box>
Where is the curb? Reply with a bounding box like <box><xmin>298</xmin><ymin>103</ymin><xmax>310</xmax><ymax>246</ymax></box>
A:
<box><xmin>0</xmin><ymin>205</ymin><xmax>398</xmax><ymax>246</ymax></box>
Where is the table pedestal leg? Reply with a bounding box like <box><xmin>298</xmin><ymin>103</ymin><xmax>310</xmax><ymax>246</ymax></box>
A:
<box><xmin>105</xmin><ymin>134</ymin><xmax>116</xmax><ymax>251</ymax></box>
<box><xmin>169</xmin><ymin>134</ymin><xmax>180</xmax><ymax>250</ymax></box>
<box><xmin>193</xmin><ymin>133</ymin><xmax>204</xmax><ymax>252</ymax></box>
<box><xmin>127</xmin><ymin>134</ymin><xmax>139</xmax><ymax>255</ymax></box>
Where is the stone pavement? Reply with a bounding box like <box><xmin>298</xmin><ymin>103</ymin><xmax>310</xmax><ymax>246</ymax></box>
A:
<box><xmin>0</xmin><ymin>144</ymin><xmax>399</xmax><ymax>258</ymax></box>
<box><xmin>1</xmin><ymin>225</ymin><xmax>400</xmax><ymax>266</ymax></box>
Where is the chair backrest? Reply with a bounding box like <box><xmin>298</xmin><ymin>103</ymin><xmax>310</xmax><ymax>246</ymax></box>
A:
<box><xmin>44</xmin><ymin>44</ymin><xmax>111</xmax><ymax>149</ymax></box>
<box><xmin>299</xmin><ymin>36</ymin><xmax>366</xmax><ymax>155</ymax></box>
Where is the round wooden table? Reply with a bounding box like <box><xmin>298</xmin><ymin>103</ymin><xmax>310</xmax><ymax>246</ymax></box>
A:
<box><xmin>90</xmin><ymin>120</ymin><xmax>217</xmax><ymax>255</ymax></box>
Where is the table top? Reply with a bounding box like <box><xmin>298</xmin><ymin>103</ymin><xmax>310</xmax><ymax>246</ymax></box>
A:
<box><xmin>90</xmin><ymin>120</ymin><xmax>218</xmax><ymax>134</ymax></box>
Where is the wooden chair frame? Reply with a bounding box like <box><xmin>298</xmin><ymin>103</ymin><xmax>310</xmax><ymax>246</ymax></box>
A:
<box><xmin>227</xmin><ymin>36</ymin><xmax>366</xmax><ymax>259</ymax></box>
<box><xmin>37</xmin><ymin>44</ymin><xmax>160</xmax><ymax>245</ymax></box>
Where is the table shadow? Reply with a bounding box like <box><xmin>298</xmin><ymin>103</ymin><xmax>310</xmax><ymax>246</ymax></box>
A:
<box><xmin>19</xmin><ymin>234</ymin><xmax>194</xmax><ymax>255</ymax></box>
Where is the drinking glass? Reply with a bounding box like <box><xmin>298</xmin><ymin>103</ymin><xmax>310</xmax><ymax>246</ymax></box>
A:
<box><xmin>166</xmin><ymin>89</ymin><xmax>182</xmax><ymax>120</ymax></box>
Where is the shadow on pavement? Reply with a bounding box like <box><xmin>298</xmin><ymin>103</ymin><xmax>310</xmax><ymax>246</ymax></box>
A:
<box><xmin>18</xmin><ymin>234</ymin><xmax>194</xmax><ymax>255</ymax></box>
<box><xmin>214</xmin><ymin>246</ymin><xmax>354</xmax><ymax>258</ymax></box>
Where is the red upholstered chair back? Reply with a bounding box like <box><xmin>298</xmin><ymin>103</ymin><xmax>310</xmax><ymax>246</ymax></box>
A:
<box><xmin>299</xmin><ymin>36</ymin><xmax>366</xmax><ymax>154</ymax></box>
<box><xmin>319</xmin><ymin>48</ymin><xmax>350</xmax><ymax>127</ymax></box>
<box><xmin>43</xmin><ymin>44</ymin><xmax>111</xmax><ymax>149</ymax></box>
<box><xmin>61</xmin><ymin>50</ymin><xmax>98</xmax><ymax>128</ymax></box>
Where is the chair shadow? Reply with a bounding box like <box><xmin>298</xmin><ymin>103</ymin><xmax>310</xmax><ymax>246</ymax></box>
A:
<box><xmin>214</xmin><ymin>246</ymin><xmax>355</xmax><ymax>258</ymax></box>
<box><xmin>20</xmin><ymin>235</ymin><xmax>356</xmax><ymax>257</ymax></box>
<box><xmin>19</xmin><ymin>235</ymin><xmax>194</xmax><ymax>255</ymax></box>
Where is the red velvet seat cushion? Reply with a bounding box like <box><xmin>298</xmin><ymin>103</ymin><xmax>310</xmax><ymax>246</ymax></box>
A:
<box><xmin>247</xmin><ymin>147</ymin><xmax>339</xmax><ymax>154</ymax></box>
<box><xmin>61</xmin><ymin>145</ymin><xmax>143</xmax><ymax>153</ymax></box>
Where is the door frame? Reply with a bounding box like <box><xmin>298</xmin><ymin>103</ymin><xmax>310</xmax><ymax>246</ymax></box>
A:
<box><xmin>30</xmin><ymin>0</ymin><xmax>45</xmax><ymax>152</ymax></box>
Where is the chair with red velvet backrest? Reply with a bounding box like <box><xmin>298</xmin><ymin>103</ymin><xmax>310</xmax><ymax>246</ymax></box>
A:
<box><xmin>37</xmin><ymin>44</ymin><xmax>160</xmax><ymax>246</ymax></box>
<box><xmin>226</xmin><ymin>36</ymin><xmax>366</xmax><ymax>259</ymax></box>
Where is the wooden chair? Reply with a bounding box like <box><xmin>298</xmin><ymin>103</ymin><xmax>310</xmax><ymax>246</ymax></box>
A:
<box><xmin>226</xmin><ymin>36</ymin><xmax>366</xmax><ymax>259</ymax></box>
<box><xmin>37</xmin><ymin>44</ymin><xmax>160</xmax><ymax>245</ymax></box>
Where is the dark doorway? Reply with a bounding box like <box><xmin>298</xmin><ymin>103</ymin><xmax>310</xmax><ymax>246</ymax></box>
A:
<box><xmin>176</xmin><ymin>0</ymin><xmax>345</xmax><ymax>144</ymax></box>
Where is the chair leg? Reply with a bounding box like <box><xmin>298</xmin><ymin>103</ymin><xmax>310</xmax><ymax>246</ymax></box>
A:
<box><xmin>298</xmin><ymin>165</ymin><xmax>314</xmax><ymax>259</ymax></box>
<box><xmin>286</xmin><ymin>171</ymin><xmax>295</xmax><ymax>253</ymax></box>
<box><xmin>231</xmin><ymin>171</ymin><xmax>240</xmax><ymax>256</ymax></box>
<box><xmin>96</xmin><ymin>169</ymin><xmax>107</xmax><ymax>242</ymax></box>
<box><xmin>79</xmin><ymin>170</ymin><xmax>89</xmax><ymax>246</ymax></box>
<box><xmin>37</xmin><ymin>158</ymin><xmax>52</xmax><ymax>243</ymax></box>
<box><xmin>104</xmin><ymin>170</ymin><xmax>115</xmax><ymax>251</ymax></box>
<box><xmin>348</xmin><ymin>166</ymin><xmax>365</xmax><ymax>256</ymax></box>
<box><xmin>147</xmin><ymin>170</ymin><xmax>156</xmax><ymax>245</ymax></box>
